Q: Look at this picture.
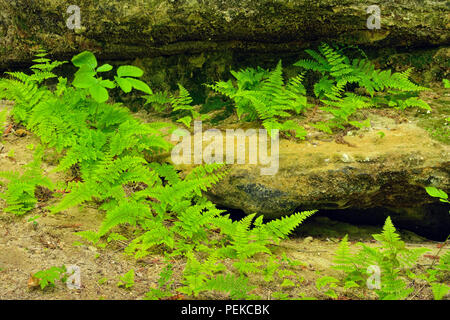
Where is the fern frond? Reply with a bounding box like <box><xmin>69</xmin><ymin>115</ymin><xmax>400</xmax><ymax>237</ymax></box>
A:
<box><xmin>0</xmin><ymin>151</ymin><xmax>53</xmax><ymax>216</ymax></box>
<box><xmin>258</xmin><ymin>210</ymin><xmax>316</xmax><ymax>242</ymax></box>
<box><xmin>125</xmin><ymin>219</ymin><xmax>174</xmax><ymax>258</ymax></box>
<box><xmin>98</xmin><ymin>200</ymin><xmax>151</xmax><ymax>236</ymax></box>
<box><xmin>201</xmin><ymin>274</ymin><xmax>255</xmax><ymax>300</ymax></box>
<box><xmin>333</xmin><ymin>235</ymin><xmax>355</xmax><ymax>272</ymax></box>
<box><xmin>51</xmin><ymin>181</ymin><xmax>99</xmax><ymax>213</ymax></box>
<box><xmin>171</xmin><ymin>84</ymin><xmax>194</xmax><ymax>112</ymax></box>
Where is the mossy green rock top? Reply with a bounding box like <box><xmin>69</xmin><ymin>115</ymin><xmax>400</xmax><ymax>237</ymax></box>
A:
<box><xmin>0</xmin><ymin>0</ymin><xmax>449</xmax><ymax>67</ymax></box>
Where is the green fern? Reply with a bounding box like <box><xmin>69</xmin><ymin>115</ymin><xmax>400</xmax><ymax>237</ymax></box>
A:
<box><xmin>178</xmin><ymin>252</ymin><xmax>227</xmax><ymax>297</ymax></box>
<box><xmin>332</xmin><ymin>217</ymin><xmax>432</xmax><ymax>300</ymax></box>
<box><xmin>295</xmin><ymin>43</ymin><xmax>429</xmax><ymax>97</ymax></box>
<box><xmin>295</xmin><ymin>43</ymin><xmax>430</xmax><ymax>133</ymax></box>
<box><xmin>0</xmin><ymin>50</ymin><xmax>65</xmax><ymax>123</ymax></box>
<box><xmin>209</xmin><ymin>61</ymin><xmax>308</xmax><ymax>138</ymax></box>
<box><xmin>98</xmin><ymin>199</ymin><xmax>151</xmax><ymax>236</ymax></box>
<box><xmin>9</xmin><ymin>48</ymin><xmax>442</xmax><ymax>301</ymax></box>
<box><xmin>143</xmin><ymin>91</ymin><xmax>172</xmax><ymax>112</ymax></box>
<box><xmin>257</xmin><ymin>210</ymin><xmax>316</xmax><ymax>243</ymax></box>
<box><xmin>0</xmin><ymin>147</ymin><xmax>53</xmax><ymax>215</ymax></box>
<box><xmin>171</xmin><ymin>84</ymin><xmax>202</xmax><ymax>128</ymax></box>
<box><xmin>437</xmin><ymin>250</ymin><xmax>450</xmax><ymax>272</ymax></box>
<box><xmin>332</xmin><ymin>235</ymin><xmax>362</xmax><ymax>277</ymax></box>
<box><xmin>117</xmin><ymin>269</ymin><xmax>135</xmax><ymax>289</ymax></box>
<box><xmin>0</xmin><ymin>108</ymin><xmax>7</xmax><ymax>141</ymax></box>
<box><xmin>144</xmin><ymin>263</ymin><xmax>175</xmax><ymax>300</ymax></box>
<box><xmin>200</xmin><ymin>273</ymin><xmax>256</xmax><ymax>300</ymax></box>
<box><xmin>443</xmin><ymin>79</ymin><xmax>450</xmax><ymax>89</ymax></box>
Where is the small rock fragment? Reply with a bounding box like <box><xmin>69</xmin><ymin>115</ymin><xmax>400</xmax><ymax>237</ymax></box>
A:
<box><xmin>303</xmin><ymin>236</ymin><xmax>313</xmax><ymax>244</ymax></box>
<box><xmin>341</xmin><ymin>153</ymin><xmax>354</xmax><ymax>163</ymax></box>
<box><xmin>14</xmin><ymin>129</ymin><xmax>28</xmax><ymax>137</ymax></box>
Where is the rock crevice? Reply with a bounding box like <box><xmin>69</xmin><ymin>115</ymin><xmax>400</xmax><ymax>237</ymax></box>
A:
<box><xmin>0</xmin><ymin>0</ymin><xmax>449</xmax><ymax>67</ymax></box>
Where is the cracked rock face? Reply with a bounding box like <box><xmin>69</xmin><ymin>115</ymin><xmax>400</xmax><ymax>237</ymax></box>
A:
<box><xmin>0</xmin><ymin>0</ymin><xmax>449</xmax><ymax>67</ymax></box>
<box><xmin>0</xmin><ymin>1</ymin><xmax>448</xmax><ymax>100</ymax></box>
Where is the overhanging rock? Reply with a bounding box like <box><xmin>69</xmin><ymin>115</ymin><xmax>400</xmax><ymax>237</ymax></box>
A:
<box><xmin>0</xmin><ymin>0</ymin><xmax>449</xmax><ymax>68</ymax></box>
<box><xmin>199</xmin><ymin>122</ymin><xmax>449</xmax><ymax>218</ymax></box>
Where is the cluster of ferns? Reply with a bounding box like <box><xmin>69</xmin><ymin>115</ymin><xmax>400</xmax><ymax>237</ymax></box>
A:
<box><xmin>209</xmin><ymin>43</ymin><xmax>430</xmax><ymax>136</ymax></box>
<box><xmin>0</xmin><ymin>45</ymin><xmax>446</xmax><ymax>300</ymax></box>
<box><xmin>0</xmin><ymin>49</ymin><xmax>316</xmax><ymax>299</ymax></box>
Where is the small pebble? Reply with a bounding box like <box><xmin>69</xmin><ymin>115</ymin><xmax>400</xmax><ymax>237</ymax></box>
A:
<box><xmin>303</xmin><ymin>236</ymin><xmax>313</xmax><ymax>244</ymax></box>
<box><xmin>341</xmin><ymin>153</ymin><xmax>353</xmax><ymax>163</ymax></box>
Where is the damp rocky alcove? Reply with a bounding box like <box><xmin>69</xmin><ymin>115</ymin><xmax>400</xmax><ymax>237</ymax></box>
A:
<box><xmin>0</xmin><ymin>0</ymin><xmax>449</xmax><ymax>241</ymax></box>
<box><xmin>168</xmin><ymin>106</ymin><xmax>450</xmax><ymax>241</ymax></box>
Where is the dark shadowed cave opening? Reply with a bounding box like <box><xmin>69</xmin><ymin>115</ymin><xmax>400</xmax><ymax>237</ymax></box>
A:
<box><xmin>316</xmin><ymin>203</ymin><xmax>450</xmax><ymax>242</ymax></box>
<box><xmin>218</xmin><ymin>202</ymin><xmax>450</xmax><ymax>242</ymax></box>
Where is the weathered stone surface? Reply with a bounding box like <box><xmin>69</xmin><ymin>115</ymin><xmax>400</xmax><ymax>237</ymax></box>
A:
<box><xmin>198</xmin><ymin>122</ymin><xmax>450</xmax><ymax>239</ymax></box>
<box><xmin>0</xmin><ymin>0</ymin><xmax>449</xmax><ymax>68</ymax></box>
<box><xmin>1</xmin><ymin>1</ymin><xmax>449</xmax><ymax>100</ymax></box>
<box><xmin>184</xmin><ymin>119</ymin><xmax>450</xmax><ymax>226</ymax></box>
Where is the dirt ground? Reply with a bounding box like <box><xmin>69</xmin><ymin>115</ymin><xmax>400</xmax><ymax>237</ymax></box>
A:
<box><xmin>0</xmin><ymin>96</ymin><xmax>448</xmax><ymax>300</ymax></box>
<box><xmin>0</xmin><ymin>132</ymin><xmax>446</xmax><ymax>300</ymax></box>
<box><xmin>0</xmin><ymin>201</ymin><xmax>444</xmax><ymax>300</ymax></box>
